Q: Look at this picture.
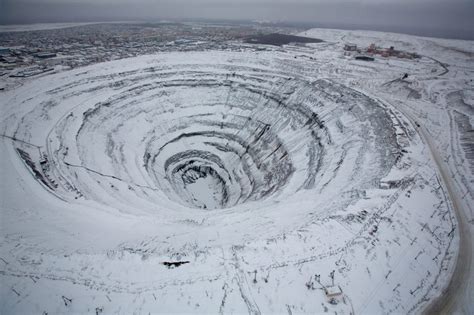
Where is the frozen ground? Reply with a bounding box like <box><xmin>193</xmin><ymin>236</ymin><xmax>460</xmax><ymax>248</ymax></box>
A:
<box><xmin>1</xmin><ymin>28</ymin><xmax>473</xmax><ymax>314</ymax></box>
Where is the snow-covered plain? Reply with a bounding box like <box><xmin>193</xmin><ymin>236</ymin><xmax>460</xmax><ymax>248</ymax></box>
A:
<box><xmin>1</xmin><ymin>28</ymin><xmax>473</xmax><ymax>314</ymax></box>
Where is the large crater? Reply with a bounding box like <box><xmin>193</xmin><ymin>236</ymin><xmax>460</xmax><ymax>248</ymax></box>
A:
<box><xmin>0</xmin><ymin>45</ymin><xmax>460</xmax><ymax>315</ymax></box>
<box><xmin>79</xmin><ymin>71</ymin><xmax>326</xmax><ymax>209</ymax></box>
<box><xmin>8</xmin><ymin>52</ymin><xmax>399</xmax><ymax>214</ymax></box>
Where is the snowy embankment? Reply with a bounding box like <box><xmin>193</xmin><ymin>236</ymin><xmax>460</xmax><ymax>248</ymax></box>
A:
<box><xmin>1</xmin><ymin>30</ymin><xmax>471</xmax><ymax>313</ymax></box>
<box><xmin>301</xmin><ymin>28</ymin><xmax>474</xmax><ymax>314</ymax></box>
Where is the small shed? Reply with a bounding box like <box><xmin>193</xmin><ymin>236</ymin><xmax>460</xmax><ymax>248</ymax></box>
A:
<box><xmin>380</xmin><ymin>180</ymin><xmax>402</xmax><ymax>189</ymax></box>
<box><xmin>0</xmin><ymin>47</ymin><xmax>10</xmax><ymax>56</ymax></box>
<box><xmin>344</xmin><ymin>43</ymin><xmax>357</xmax><ymax>51</ymax></box>
<box><xmin>325</xmin><ymin>285</ymin><xmax>343</xmax><ymax>298</ymax></box>
<box><xmin>35</xmin><ymin>52</ymin><xmax>57</xmax><ymax>59</ymax></box>
<box><xmin>355</xmin><ymin>55</ymin><xmax>375</xmax><ymax>61</ymax></box>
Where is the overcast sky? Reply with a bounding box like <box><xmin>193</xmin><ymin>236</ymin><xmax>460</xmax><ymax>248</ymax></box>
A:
<box><xmin>1</xmin><ymin>0</ymin><xmax>473</xmax><ymax>39</ymax></box>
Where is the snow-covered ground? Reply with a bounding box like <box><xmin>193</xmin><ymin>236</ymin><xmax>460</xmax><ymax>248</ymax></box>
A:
<box><xmin>300</xmin><ymin>28</ymin><xmax>474</xmax><ymax>314</ymax></box>
<box><xmin>1</xmin><ymin>28</ymin><xmax>473</xmax><ymax>314</ymax></box>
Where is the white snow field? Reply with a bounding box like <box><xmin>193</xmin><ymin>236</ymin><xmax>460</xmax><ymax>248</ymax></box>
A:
<box><xmin>1</xmin><ymin>28</ymin><xmax>473</xmax><ymax>314</ymax></box>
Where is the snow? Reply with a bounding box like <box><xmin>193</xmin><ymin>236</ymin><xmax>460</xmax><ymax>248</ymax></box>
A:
<box><xmin>1</xmin><ymin>27</ymin><xmax>473</xmax><ymax>314</ymax></box>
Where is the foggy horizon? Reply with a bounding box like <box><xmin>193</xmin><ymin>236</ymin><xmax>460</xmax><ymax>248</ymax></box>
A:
<box><xmin>1</xmin><ymin>0</ymin><xmax>473</xmax><ymax>40</ymax></box>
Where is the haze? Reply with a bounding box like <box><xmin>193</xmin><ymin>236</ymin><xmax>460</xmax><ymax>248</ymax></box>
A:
<box><xmin>1</xmin><ymin>0</ymin><xmax>473</xmax><ymax>39</ymax></box>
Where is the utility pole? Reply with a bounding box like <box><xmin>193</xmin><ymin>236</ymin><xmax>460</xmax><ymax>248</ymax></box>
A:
<box><xmin>330</xmin><ymin>270</ymin><xmax>335</xmax><ymax>286</ymax></box>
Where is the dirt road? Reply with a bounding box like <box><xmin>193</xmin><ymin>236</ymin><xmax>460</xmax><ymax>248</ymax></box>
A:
<box><xmin>419</xmin><ymin>124</ymin><xmax>473</xmax><ymax>315</ymax></box>
<box><xmin>397</xmin><ymin>106</ymin><xmax>473</xmax><ymax>315</ymax></box>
